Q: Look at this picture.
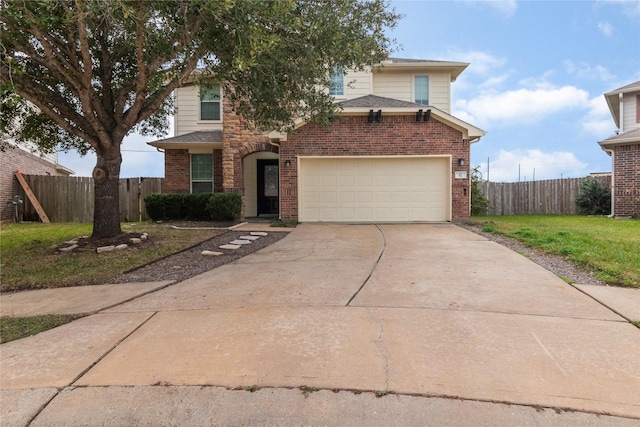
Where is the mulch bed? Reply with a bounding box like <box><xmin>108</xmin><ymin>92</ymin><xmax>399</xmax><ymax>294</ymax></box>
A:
<box><xmin>111</xmin><ymin>229</ymin><xmax>288</xmax><ymax>284</ymax></box>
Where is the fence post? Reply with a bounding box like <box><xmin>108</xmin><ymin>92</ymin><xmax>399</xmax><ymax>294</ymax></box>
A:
<box><xmin>17</xmin><ymin>175</ymin><xmax>163</xmax><ymax>223</ymax></box>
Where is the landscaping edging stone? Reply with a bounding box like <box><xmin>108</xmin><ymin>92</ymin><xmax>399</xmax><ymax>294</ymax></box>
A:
<box><xmin>111</xmin><ymin>231</ymin><xmax>288</xmax><ymax>284</ymax></box>
<box><xmin>55</xmin><ymin>232</ymin><xmax>150</xmax><ymax>254</ymax></box>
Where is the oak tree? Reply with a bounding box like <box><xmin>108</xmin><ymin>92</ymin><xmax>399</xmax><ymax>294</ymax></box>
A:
<box><xmin>1</xmin><ymin>0</ymin><xmax>399</xmax><ymax>238</ymax></box>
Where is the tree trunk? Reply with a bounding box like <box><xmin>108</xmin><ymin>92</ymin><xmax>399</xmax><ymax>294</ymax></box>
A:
<box><xmin>91</xmin><ymin>147</ymin><xmax>122</xmax><ymax>239</ymax></box>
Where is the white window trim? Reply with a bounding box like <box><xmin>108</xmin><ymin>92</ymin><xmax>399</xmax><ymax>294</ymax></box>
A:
<box><xmin>329</xmin><ymin>67</ymin><xmax>345</xmax><ymax>97</ymax></box>
<box><xmin>199</xmin><ymin>85</ymin><xmax>223</xmax><ymax>122</ymax></box>
<box><xmin>190</xmin><ymin>153</ymin><xmax>214</xmax><ymax>193</ymax></box>
<box><xmin>413</xmin><ymin>74</ymin><xmax>430</xmax><ymax>106</ymax></box>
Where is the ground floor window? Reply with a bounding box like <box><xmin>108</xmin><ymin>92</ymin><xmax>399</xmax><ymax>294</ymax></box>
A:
<box><xmin>191</xmin><ymin>153</ymin><xmax>213</xmax><ymax>193</ymax></box>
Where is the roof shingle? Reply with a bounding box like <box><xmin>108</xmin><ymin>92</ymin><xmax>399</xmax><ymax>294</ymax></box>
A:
<box><xmin>339</xmin><ymin>95</ymin><xmax>423</xmax><ymax>108</ymax></box>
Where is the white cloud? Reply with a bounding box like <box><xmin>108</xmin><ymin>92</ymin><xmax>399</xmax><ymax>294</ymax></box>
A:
<box><xmin>450</xmin><ymin>51</ymin><xmax>507</xmax><ymax>75</ymax></box>
<box><xmin>563</xmin><ymin>60</ymin><xmax>616</xmax><ymax>82</ymax></box>
<box><xmin>597</xmin><ymin>21</ymin><xmax>613</xmax><ymax>37</ymax></box>
<box><xmin>597</xmin><ymin>0</ymin><xmax>640</xmax><ymax>17</ymax></box>
<box><xmin>582</xmin><ymin>96</ymin><xmax>616</xmax><ymax>137</ymax></box>
<box><xmin>465</xmin><ymin>0</ymin><xmax>518</xmax><ymax>17</ymax></box>
<box><xmin>479</xmin><ymin>149</ymin><xmax>588</xmax><ymax>182</ymax></box>
<box><xmin>58</xmin><ymin>132</ymin><xmax>166</xmax><ymax>178</ymax></box>
<box><xmin>58</xmin><ymin>150</ymin><xmax>95</xmax><ymax>177</ymax></box>
<box><xmin>479</xmin><ymin>72</ymin><xmax>513</xmax><ymax>88</ymax></box>
<box><xmin>517</xmin><ymin>71</ymin><xmax>558</xmax><ymax>89</ymax></box>
<box><xmin>454</xmin><ymin>85</ymin><xmax>590</xmax><ymax>127</ymax></box>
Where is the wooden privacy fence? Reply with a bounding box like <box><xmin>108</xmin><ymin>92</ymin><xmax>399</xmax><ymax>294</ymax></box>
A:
<box><xmin>15</xmin><ymin>175</ymin><xmax>163</xmax><ymax>223</ymax></box>
<box><xmin>478</xmin><ymin>176</ymin><xmax>611</xmax><ymax>215</ymax></box>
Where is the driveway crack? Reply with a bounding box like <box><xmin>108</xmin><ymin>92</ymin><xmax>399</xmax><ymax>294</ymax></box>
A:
<box><xmin>368</xmin><ymin>309</ymin><xmax>390</xmax><ymax>393</ymax></box>
<box><xmin>346</xmin><ymin>224</ymin><xmax>386</xmax><ymax>306</ymax></box>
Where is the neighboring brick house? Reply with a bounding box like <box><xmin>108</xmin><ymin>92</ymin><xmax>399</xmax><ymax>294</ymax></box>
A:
<box><xmin>599</xmin><ymin>81</ymin><xmax>640</xmax><ymax>218</ymax></box>
<box><xmin>149</xmin><ymin>58</ymin><xmax>485</xmax><ymax>222</ymax></box>
<box><xmin>0</xmin><ymin>142</ymin><xmax>73</xmax><ymax>223</ymax></box>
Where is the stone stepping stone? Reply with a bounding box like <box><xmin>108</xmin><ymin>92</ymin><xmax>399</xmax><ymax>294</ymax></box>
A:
<box><xmin>219</xmin><ymin>244</ymin><xmax>241</xmax><ymax>250</ymax></box>
<box><xmin>239</xmin><ymin>235</ymin><xmax>260</xmax><ymax>241</ymax></box>
<box><xmin>250</xmin><ymin>232</ymin><xmax>268</xmax><ymax>236</ymax></box>
<box><xmin>201</xmin><ymin>250</ymin><xmax>223</xmax><ymax>256</ymax></box>
<box><xmin>230</xmin><ymin>239</ymin><xmax>251</xmax><ymax>245</ymax></box>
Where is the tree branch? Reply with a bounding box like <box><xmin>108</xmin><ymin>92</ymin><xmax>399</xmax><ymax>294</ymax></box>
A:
<box><xmin>7</xmin><ymin>71</ymin><xmax>99</xmax><ymax>147</ymax></box>
<box><xmin>74</xmin><ymin>2</ymin><xmax>112</xmax><ymax>150</ymax></box>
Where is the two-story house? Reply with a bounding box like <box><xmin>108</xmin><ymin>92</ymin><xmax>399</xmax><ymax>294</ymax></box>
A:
<box><xmin>148</xmin><ymin>57</ymin><xmax>486</xmax><ymax>222</ymax></box>
<box><xmin>599</xmin><ymin>81</ymin><xmax>640</xmax><ymax>218</ymax></box>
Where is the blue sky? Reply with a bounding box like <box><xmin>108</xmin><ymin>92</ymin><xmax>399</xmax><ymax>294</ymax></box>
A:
<box><xmin>59</xmin><ymin>0</ymin><xmax>640</xmax><ymax>182</ymax></box>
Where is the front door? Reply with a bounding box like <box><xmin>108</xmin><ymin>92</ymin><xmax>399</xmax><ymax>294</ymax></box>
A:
<box><xmin>257</xmin><ymin>159</ymin><xmax>279</xmax><ymax>216</ymax></box>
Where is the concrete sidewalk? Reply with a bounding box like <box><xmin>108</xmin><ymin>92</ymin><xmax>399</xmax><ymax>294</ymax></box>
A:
<box><xmin>1</xmin><ymin>224</ymin><xmax>639</xmax><ymax>426</ymax></box>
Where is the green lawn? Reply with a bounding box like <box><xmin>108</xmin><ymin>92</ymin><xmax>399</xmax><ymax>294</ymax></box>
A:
<box><xmin>1</xmin><ymin>314</ymin><xmax>82</xmax><ymax>343</ymax></box>
<box><xmin>0</xmin><ymin>222</ymin><xmax>224</xmax><ymax>292</ymax></box>
<box><xmin>470</xmin><ymin>215</ymin><xmax>639</xmax><ymax>288</ymax></box>
<box><xmin>0</xmin><ymin>222</ymin><xmax>227</xmax><ymax>343</ymax></box>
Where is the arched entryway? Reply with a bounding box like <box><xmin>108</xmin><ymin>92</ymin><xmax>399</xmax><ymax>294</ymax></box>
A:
<box><xmin>242</xmin><ymin>149</ymin><xmax>280</xmax><ymax>218</ymax></box>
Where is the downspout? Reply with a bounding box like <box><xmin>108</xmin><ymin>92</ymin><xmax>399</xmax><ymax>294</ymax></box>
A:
<box><xmin>604</xmin><ymin>148</ymin><xmax>615</xmax><ymax>218</ymax></box>
<box><xmin>269</xmin><ymin>139</ymin><xmax>282</xmax><ymax>219</ymax></box>
<box><xmin>268</xmin><ymin>140</ymin><xmax>280</xmax><ymax>149</ymax></box>
<box><xmin>603</xmin><ymin>91</ymin><xmax>623</xmax><ymax>218</ymax></box>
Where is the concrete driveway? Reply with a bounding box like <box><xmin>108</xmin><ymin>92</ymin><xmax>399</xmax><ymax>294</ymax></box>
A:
<box><xmin>2</xmin><ymin>223</ymin><xmax>639</xmax><ymax>425</ymax></box>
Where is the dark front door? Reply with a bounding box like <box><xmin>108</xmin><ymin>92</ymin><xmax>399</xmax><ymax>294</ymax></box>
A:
<box><xmin>257</xmin><ymin>159</ymin><xmax>279</xmax><ymax>216</ymax></box>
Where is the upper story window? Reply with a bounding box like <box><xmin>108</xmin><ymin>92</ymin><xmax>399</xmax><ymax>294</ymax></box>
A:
<box><xmin>414</xmin><ymin>75</ymin><xmax>429</xmax><ymax>105</ymax></box>
<box><xmin>329</xmin><ymin>66</ymin><xmax>344</xmax><ymax>96</ymax></box>
<box><xmin>200</xmin><ymin>85</ymin><xmax>221</xmax><ymax>121</ymax></box>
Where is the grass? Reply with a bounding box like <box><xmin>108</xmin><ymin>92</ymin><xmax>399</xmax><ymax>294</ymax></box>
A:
<box><xmin>0</xmin><ymin>221</ymin><xmax>225</xmax><ymax>292</ymax></box>
<box><xmin>270</xmin><ymin>219</ymin><xmax>298</xmax><ymax>228</ymax></box>
<box><xmin>471</xmin><ymin>215</ymin><xmax>639</xmax><ymax>288</ymax></box>
<box><xmin>300</xmin><ymin>385</ymin><xmax>320</xmax><ymax>396</ymax></box>
<box><xmin>1</xmin><ymin>314</ymin><xmax>82</xmax><ymax>343</ymax></box>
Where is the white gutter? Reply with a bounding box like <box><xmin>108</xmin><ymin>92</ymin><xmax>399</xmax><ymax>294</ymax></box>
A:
<box><xmin>268</xmin><ymin>139</ymin><xmax>282</xmax><ymax>220</ymax></box>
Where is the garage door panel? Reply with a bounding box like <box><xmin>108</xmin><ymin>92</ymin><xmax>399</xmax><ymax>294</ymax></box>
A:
<box><xmin>299</xmin><ymin>157</ymin><xmax>450</xmax><ymax>222</ymax></box>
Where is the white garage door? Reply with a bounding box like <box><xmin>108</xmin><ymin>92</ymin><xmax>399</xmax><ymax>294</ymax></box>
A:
<box><xmin>298</xmin><ymin>156</ymin><xmax>450</xmax><ymax>222</ymax></box>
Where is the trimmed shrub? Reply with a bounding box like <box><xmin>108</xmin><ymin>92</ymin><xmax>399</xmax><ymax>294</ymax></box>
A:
<box><xmin>206</xmin><ymin>192</ymin><xmax>242</xmax><ymax>221</ymax></box>
<box><xmin>144</xmin><ymin>193</ymin><xmax>181</xmax><ymax>220</ymax></box>
<box><xmin>184</xmin><ymin>193</ymin><xmax>215</xmax><ymax>220</ymax></box>
<box><xmin>144</xmin><ymin>193</ymin><xmax>216</xmax><ymax>220</ymax></box>
<box><xmin>575</xmin><ymin>177</ymin><xmax>611</xmax><ymax>215</ymax></box>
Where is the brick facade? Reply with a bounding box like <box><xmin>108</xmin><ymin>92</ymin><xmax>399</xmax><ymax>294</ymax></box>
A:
<box><xmin>161</xmin><ymin>103</ymin><xmax>475</xmax><ymax>222</ymax></box>
<box><xmin>279</xmin><ymin>115</ymin><xmax>470</xmax><ymax>220</ymax></box>
<box><xmin>221</xmin><ymin>98</ymin><xmax>270</xmax><ymax>193</ymax></box>
<box><xmin>0</xmin><ymin>147</ymin><xmax>67</xmax><ymax>222</ymax></box>
<box><xmin>613</xmin><ymin>143</ymin><xmax>640</xmax><ymax>217</ymax></box>
<box><xmin>163</xmin><ymin>149</ymin><xmax>190</xmax><ymax>193</ymax></box>
<box><xmin>163</xmin><ymin>148</ymin><xmax>224</xmax><ymax>194</ymax></box>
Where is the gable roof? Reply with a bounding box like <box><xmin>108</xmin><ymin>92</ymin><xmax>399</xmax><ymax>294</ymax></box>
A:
<box><xmin>148</xmin><ymin>130</ymin><xmax>223</xmax><ymax>150</ymax></box>
<box><xmin>339</xmin><ymin>94</ymin><xmax>422</xmax><ymax>108</ymax></box>
<box><xmin>267</xmin><ymin>95</ymin><xmax>486</xmax><ymax>142</ymax></box>
<box><xmin>606</xmin><ymin>81</ymin><xmax>640</xmax><ymax>94</ymax></box>
<box><xmin>603</xmin><ymin>80</ymin><xmax>640</xmax><ymax>128</ymax></box>
<box><xmin>377</xmin><ymin>58</ymin><xmax>469</xmax><ymax>81</ymax></box>
<box><xmin>599</xmin><ymin>127</ymin><xmax>640</xmax><ymax>148</ymax></box>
